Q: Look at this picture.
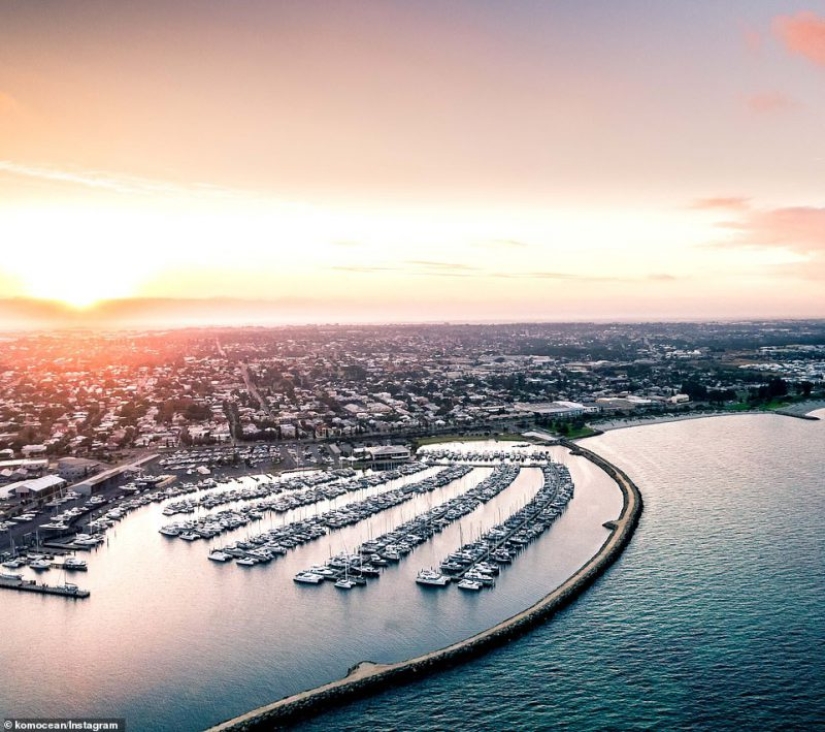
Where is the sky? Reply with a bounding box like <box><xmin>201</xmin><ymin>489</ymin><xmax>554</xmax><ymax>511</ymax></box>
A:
<box><xmin>0</xmin><ymin>0</ymin><xmax>824</xmax><ymax>326</ymax></box>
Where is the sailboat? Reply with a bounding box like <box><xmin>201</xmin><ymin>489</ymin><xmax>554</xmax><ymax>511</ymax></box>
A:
<box><xmin>334</xmin><ymin>555</ymin><xmax>356</xmax><ymax>589</ymax></box>
<box><xmin>2</xmin><ymin>532</ymin><xmax>24</xmax><ymax>569</ymax></box>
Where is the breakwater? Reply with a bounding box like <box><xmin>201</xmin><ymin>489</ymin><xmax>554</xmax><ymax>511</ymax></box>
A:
<box><xmin>205</xmin><ymin>443</ymin><xmax>643</xmax><ymax>732</ymax></box>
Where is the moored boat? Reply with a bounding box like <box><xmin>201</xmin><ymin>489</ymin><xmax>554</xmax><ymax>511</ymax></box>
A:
<box><xmin>416</xmin><ymin>568</ymin><xmax>450</xmax><ymax>587</ymax></box>
<box><xmin>293</xmin><ymin>571</ymin><xmax>324</xmax><ymax>584</ymax></box>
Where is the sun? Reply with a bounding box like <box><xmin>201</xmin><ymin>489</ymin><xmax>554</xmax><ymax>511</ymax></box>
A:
<box><xmin>23</xmin><ymin>274</ymin><xmax>126</xmax><ymax>310</ymax></box>
<box><xmin>4</xmin><ymin>205</ymin><xmax>156</xmax><ymax>309</ymax></box>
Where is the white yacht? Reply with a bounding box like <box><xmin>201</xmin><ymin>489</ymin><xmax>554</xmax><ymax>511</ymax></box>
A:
<box><xmin>457</xmin><ymin>578</ymin><xmax>482</xmax><ymax>591</ymax></box>
<box><xmin>415</xmin><ymin>568</ymin><xmax>450</xmax><ymax>587</ymax></box>
<box><xmin>208</xmin><ymin>551</ymin><xmax>231</xmax><ymax>562</ymax></box>
<box><xmin>293</xmin><ymin>571</ymin><xmax>324</xmax><ymax>584</ymax></box>
<box><xmin>40</xmin><ymin>522</ymin><xmax>71</xmax><ymax>532</ymax></box>
<box><xmin>74</xmin><ymin>534</ymin><xmax>104</xmax><ymax>547</ymax></box>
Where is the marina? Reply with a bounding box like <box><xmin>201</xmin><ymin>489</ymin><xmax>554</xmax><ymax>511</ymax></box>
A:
<box><xmin>294</xmin><ymin>463</ymin><xmax>523</xmax><ymax>585</ymax></box>
<box><xmin>429</xmin><ymin>464</ymin><xmax>575</xmax><ymax>589</ymax></box>
<box><xmin>206</xmin><ymin>465</ymin><xmax>474</xmax><ymax>569</ymax></box>
<box><xmin>0</xmin><ymin>439</ymin><xmax>626</xmax><ymax>731</ymax></box>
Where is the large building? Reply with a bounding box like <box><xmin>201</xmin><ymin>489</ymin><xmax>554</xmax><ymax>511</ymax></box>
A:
<box><xmin>514</xmin><ymin>401</ymin><xmax>589</xmax><ymax>419</ymax></box>
<box><xmin>1</xmin><ymin>474</ymin><xmax>67</xmax><ymax>502</ymax></box>
<box><xmin>353</xmin><ymin>445</ymin><xmax>411</xmax><ymax>468</ymax></box>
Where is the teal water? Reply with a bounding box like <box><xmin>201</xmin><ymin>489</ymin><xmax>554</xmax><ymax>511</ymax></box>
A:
<box><xmin>294</xmin><ymin>413</ymin><xmax>825</xmax><ymax>732</ymax></box>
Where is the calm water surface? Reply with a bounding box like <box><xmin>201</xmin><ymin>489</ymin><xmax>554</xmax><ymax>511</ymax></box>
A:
<box><xmin>1</xmin><ymin>443</ymin><xmax>621</xmax><ymax>731</ymax></box>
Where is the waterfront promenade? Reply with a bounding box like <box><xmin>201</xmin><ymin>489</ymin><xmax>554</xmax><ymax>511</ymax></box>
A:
<box><xmin>205</xmin><ymin>440</ymin><xmax>643</xmax><ymax>732</ymax></box>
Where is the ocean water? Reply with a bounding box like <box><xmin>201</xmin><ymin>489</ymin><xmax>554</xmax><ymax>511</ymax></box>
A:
<box><xmin>293</xmin><ymin>413</ymin><xmax>825</xmax><ymax>732</ymax></box>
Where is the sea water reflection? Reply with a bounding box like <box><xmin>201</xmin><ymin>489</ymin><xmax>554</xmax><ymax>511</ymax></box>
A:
<box><xmin>0</xmin><ymin>440</ymin><xmax>623</xmax><ymax>731</ymax></box>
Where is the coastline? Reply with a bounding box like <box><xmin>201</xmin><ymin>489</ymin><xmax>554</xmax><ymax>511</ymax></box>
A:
<box><xmin>204</xmin><ymin>441</ymin><xmax>643</xmax><ymax>732</ymax></box>
<box><xmin>591</xmin><ymin>399</ymin><xmax>825</xmax><ymax>434</ymax></box>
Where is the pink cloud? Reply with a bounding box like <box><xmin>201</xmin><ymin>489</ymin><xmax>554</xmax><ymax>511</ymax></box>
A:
<box><xmin>746</xmin><ymin>91</ymin><xmax>797</xmax><ymax>113</ymax></box>
<box><xmin>718</xmin><ymin>206</ymin><xmax>825</xmax><ymax>254</ymax></box>
<box><xmin>774</xmin><ymin>11</ymin><xmax>825</xmax><ymax>67</ymax></box>
<box><xmin>690</xmin><ymin>197</ymin><xmax>752</xmax><ymax>211</ymax></box>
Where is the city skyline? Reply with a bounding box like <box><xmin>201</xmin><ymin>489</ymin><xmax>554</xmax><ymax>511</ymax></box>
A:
<box><xmin>1</xmin><ymin>1</ymin><xmax>824</xmax><ymax>326</ymax></box>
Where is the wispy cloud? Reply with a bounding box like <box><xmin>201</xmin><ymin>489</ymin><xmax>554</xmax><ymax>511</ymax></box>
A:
<box><xmin>774</xmin><ymin>11</ymin><xmax>825</xmax><ymax>67</ymax></box>
<box><xmin>0</xmin><ymin>160</ymin><xmax>187</xmax><ymax>196</ymax></box>
<box><xmin>334</xmin><ymin>263</ymin><xmax>677</xmax><ymax>284</ymax></box>
<box><xmin>0</xmin><ymin>159</ymin><xmax>302</xmax><ymax>209</ymax></box>
<box><xmin>405</xmin><ymin>260</ymin><xmax>481</xmax><ymax>273</ymax></box>
<box><xmin>331</xmin><ymin>260</ymin><xmax>481</xmax><ymax>278</ymax></box>
<box><xmin>489</xmin><ymin>271</ymin><xmax>623</xmax><ymax>282</ymax></box>
<box><xmin>690</xmin><ymin>196</ymin><xmax>752</xmax><ymax>211</ymax></box>
<box><xmin>745</xmin><ymin>91</ymin><xmax>797</xmax><ymax>114</ymax></box>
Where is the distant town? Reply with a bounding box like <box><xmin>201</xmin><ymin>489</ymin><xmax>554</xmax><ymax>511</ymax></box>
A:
<box><xmin>1</xmin><ymin>320</ymin><xmax>823</xmax><ymax>512</ymax></box>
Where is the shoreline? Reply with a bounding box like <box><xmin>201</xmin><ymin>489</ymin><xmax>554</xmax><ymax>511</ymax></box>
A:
<box><xmin>204</xmin><ymin>441</ymin><xmax>643</xmax><ymax>732</ymax></box>
<box><xmin>590</xmin><ymin>399</ymin><xmax>825</xmax><ymax>434</ymax></box>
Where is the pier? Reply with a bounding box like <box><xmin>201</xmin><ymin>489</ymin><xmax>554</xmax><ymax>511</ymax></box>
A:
<box><xmin>204</xmin><ymin>439</ymin><xmax>643</xmax><ymax>732</ymax></box>
<box><xmin>0</xmin><ymin>577</ymin><xmax>90</xmax><ymax>598</ymax></box>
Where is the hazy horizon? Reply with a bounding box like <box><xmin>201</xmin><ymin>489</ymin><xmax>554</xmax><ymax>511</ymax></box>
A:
<box><xmin>1</xmin><ymin>295</ymin><xmax>824</xmax><ymax>332</ymax></box>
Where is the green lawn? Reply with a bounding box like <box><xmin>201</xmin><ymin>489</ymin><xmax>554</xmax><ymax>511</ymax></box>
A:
<box><xmin>724</xmin><ymin>402</ymin><xmax>755</xmax><ymax>412</ymax></box>
<box><xmin>563</xmin><ymin>425</ymin><xmax>600</xmax><ymax>439</ymax></box>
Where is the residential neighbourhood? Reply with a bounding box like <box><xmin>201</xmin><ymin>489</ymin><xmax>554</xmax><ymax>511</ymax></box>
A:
<box><xmin>0</xmin><ymin>321</ymin><xmax>822</xmax><ymax>504</ymax></box>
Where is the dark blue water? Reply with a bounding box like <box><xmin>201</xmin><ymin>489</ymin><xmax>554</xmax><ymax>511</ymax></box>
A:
<box><xmin>294</xmin><ymin>413</ymin><xmax>825</xmax><ymax>732</ymax></box>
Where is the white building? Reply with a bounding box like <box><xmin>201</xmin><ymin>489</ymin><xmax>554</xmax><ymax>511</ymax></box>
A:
<box><xmin>5</xmin><ymin>474</ymin><xmax>67</xmax><ymax>501</ymax></box>
<box><xmin>514</xmin><ymin>401</ymin><xmax>586</xmax><ymax>419</ymax></box>
<box><xmin>353</xmin><ymin>445</ymin><xmax>411</xmax><ymax>468</ymax></box>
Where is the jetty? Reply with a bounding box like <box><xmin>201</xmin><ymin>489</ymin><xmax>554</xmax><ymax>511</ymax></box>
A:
<box><xmin>0</xmin><ymin>577</ymin><xmax>90</xmax><ymax>598</ymax></box>
<box><xmin>204</xmin><ymin>439</ymin><xmax>643</xmax><ymax>732</ymax></box>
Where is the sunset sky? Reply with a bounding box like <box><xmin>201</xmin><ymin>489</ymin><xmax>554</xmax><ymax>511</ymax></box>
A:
<box><xmin>1</xmin><ymin>1</ymin><xmax>824</xmax><ymax>325</ymax></box>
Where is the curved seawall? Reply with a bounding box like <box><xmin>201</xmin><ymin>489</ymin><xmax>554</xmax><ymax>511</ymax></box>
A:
<box><xmin>205</xmin><ymin>442</ymin><xmax>643</xmax><ymax>732</ymax></box>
